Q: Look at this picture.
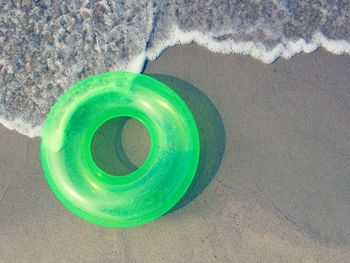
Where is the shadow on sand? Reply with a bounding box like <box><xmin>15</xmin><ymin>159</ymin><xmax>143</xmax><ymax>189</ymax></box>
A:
<box><xmin>90</xmin><ymin>74</ymin><xmax>225</xmax><ymax>211</ymax></box>
<box><xmin>148</xmin><ymin>74</ymin><xmax>225</xmax><ymax>211</ymax></box>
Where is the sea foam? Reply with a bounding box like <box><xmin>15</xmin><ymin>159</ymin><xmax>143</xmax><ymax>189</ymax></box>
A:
<box><xmin>0</xmin><ymin>0</ymin><xmax>349</xmax><ymax>137</ymax></box>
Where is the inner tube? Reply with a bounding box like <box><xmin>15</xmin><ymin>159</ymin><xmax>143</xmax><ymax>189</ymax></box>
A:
<box><xmin>41</xmin><ymin>72</ymin><xmax>200</xmax><ymax>227</ymax></box>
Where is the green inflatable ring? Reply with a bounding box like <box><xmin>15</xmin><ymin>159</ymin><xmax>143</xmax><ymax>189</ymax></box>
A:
<box><xmin>41</xmin><ymin>72</ymin><xmax>200</xmax><ymax>227</ymax></box>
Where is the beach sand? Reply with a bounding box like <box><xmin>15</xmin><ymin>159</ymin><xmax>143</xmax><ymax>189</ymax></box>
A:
<box><xmin>1</xmin><ymin>45</ymin><xmax>350</xmax><ymax>262</ymax></box>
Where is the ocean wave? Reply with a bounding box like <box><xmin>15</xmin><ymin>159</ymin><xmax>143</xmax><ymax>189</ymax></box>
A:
<box><xmin>1</xmin><ymin>0</ymin><xmax>349</xmax><ymax>137</ymax></box>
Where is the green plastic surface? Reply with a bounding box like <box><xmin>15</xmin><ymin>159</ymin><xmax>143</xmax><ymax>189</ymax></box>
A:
<box><xmin>41</xmin><ymin>72</ymin><xmax>200</xmax><ymax>227</ymax></box>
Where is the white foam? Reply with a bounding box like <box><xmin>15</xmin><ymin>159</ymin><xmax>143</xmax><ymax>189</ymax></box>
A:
<box><xmin>3</xmin><ymin>25</ymin><xmax>350</xmax><ymax>138</ymax></box>
<box><xmin>145</xmin><ymin>25</ymin><xmax>350</xmax><ymax>65</ymax></box>
<box><xmin>0</xmin><ymin>116</ymin><xmax>42</xmax><ymax>138</ymax></box>
<box><xmin>124</xmin><ymin>52</ymin><xmax>148</xmax><ymax>73</ymax></box>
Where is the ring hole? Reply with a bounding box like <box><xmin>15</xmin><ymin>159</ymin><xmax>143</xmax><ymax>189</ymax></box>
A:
<box><xmin>90</xmin><ymin>117</ymin><xmax>151</xmax><ymax>176</ymax></box>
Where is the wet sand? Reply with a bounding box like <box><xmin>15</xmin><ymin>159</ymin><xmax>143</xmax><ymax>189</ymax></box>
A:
<box><xmin>1</xmin><ymin>46</ymin><xmax>350</xmax><ymax>262</ymax></box>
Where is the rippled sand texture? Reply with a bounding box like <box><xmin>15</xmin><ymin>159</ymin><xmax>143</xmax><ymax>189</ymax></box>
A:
<box><xmin>1</xmin><ymin>0</ymin><xmax>350</xmax><ymax>136</ymax></box>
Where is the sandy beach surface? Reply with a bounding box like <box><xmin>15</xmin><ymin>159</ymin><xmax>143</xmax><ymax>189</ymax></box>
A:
<box><xmin>1</xmin><ymin>45</ymin><xmax>350</xmax><ymax>262</ymax></box>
